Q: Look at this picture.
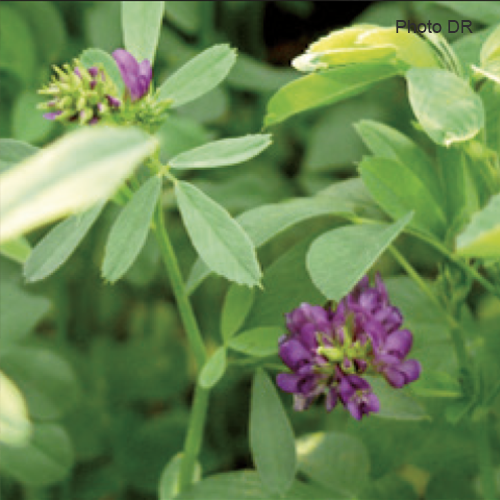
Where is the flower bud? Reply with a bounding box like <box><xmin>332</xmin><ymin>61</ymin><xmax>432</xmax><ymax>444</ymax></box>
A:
<box><xmin>38</xmin><ymin>59</ymin><xmax>122</xmax><ymax>125</ymax></box>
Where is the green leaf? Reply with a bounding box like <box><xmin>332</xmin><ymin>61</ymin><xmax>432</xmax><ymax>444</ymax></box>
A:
<box><xmin>24</xmin><ymin>202</ymin><xmax>105</xmax><ymax>283</ymax></box>
<box><xmin>306</xmin><ymin>213</ymin><xmax>413</xmax><ymax>300</ymax></box>
<box><xmin>176</xmin><ymin>471</ymin><xmax>333</xmax><ymax>500</ymax></box>
<box><xmin>158</xmin><ymin>452</ymin><xmax>201</xmax><ymax>500</ymax></box>
<box><xmin>0</xmin><ymin>282</ymin><xmax>51</xmax><ymax>346</ymax></box>
<box><xmin>303</xmin><ymin>99</ymin><xmax>384</xmax><ymax>172</ymax></box>
<box><xmin>480</xmin><ymin>23</ymin><xmax>500</xmax><ymax>66</ymax></box>
<box><xmin>227</xmin><ymin>53</ymin><xmax>298</xmax><ymax>93</ymax></box>
<box><xmin>384</xmin><ymin>277</ymin><xmax>459</xmax><ymax>393</ymax></box>
<box><xmin>1</xmin><ymin>347</ymin><xmax>80</xmax><ymax>420</ymax></box>
<box><xmin>176</xmin><ymin>471</ymin><xmax>269</xmax><ymax>500</ymax></box>
<box><xmin>163</xmin><ymin>1</ymin><xmax>200</xmax><ymax>35</ymax></box>
<box><xmin>228</xmin><ymin>327</ymin><xmax>283</xmax><ymax>357</ymax></box>
<box><xmin>0</xmin><ymin>4</ymin><xmax>36</xmax><ymax>85</ymax></box>
<box><xmin>80</xmin><ymin>48</ymin><xmax>125</xmax><ymax>94</ymax></box>
<box><xmin>406</xmin><ymin>68</ymin><xmax>484</xmax><ymax>146</ymax></box>
<box><xmin>102</xmin><ymin>176</ymin><xmax>161</xmax><ymax>283</ymax></box>
<box><xmin>177</xmin><ymin>86</ymin><xmax>229</xmax><ymax>125</ymax></box>
<box><xmin>435</xmin><ymin>1</ymin><xmax>500</xmax><ymax>26</ymax></box>
<box><xmin>157</xmin><ymin>44</ymin><xmax>237</xmax><ymax>108</ymax></box>
<box><xmin>9</xmin><ymin>1</ymin><xmax>66</xmax><ymax>63</ymax></box>
<box><xmin>355</xmin><ymin>119</ymin><xmax>444</xmax><ymax>208</ymax></box>
<box><xmin>169</xmin><ymin>134</ymin><xmax>272</xmax><ymax>170</ymax></box>
<box><xmin>480</xmin><ymin>79</ymin><xmax>500</xmax><ymax>153</ymax></box>
<box><xmin>359</xmin><ymin>156</ymin><xmax>446</xmax><ymax>237</ymax></box>
<box><xmin>0</xmin><ymin>139</ymin><xmax>38</xmax><ymax>173</ymax></box>
<box><xmin>250</xmin><ymin>368</ymin><xmax>296</xmax><ymax>495</ymax></box>
<box><xmin>296</xmin><ymin>432</ymin><xmax>370</xmax><ymax>496</ymax></box>
<box><xmin>410</xmin><ymin>371</ymin><xmax>462</xmax><ymax>398</ymax></box>
<box><xmin>121</xmin><ymin>1</ymin><xmax>164</xmax><ymax>64</ymax></box>
<box><xmin>0</xmin><ymin>126</ymin><xmax>157</xmax><ymax>243</ymax></box>
<box><xmin>12</xmin><ymin>91</ymin><xmax>55</xmax><ymax>144</ymax></box>
<box><xmin>0</xmin><ymin>237</ymin><xmax>31</xmax><ymax>264</ymax></box>
<box><xmin>456</xmin><ymin>192</ymin><xmax>500</xmax><ymax>258</ymax></box>
<box><xmin>199</xmin><ymin>347</ymin><xmax>227</xmax><ymax>389</ymax></box>
<box><xmin>221</xmin><ymin>283</ymin><xmax>255</xmax><ymax>342</ymax></box>
<box><xmin>244</xmin><ymin>236</ymin><xmax>325</xmax><ymax>329</ymax></box>
<box><xmin>84</xmin><ymin>2</ymin><xmax>122</xmax><ymax>54</ymax></box>
<box><xmin>0</xmin><ymin>371</ymin><xmax>32</xmax><ymax>447</ymax></box>
<box><xmin>0</xmin><ymin>422</ymin><xmax>74</xmax><ymax>486</ymax></box>
<box><xmin>175</xmin><ymin>181</ymin><xmax>261</xmax><ymax>287</ymax></box>
<box><xmin>156</xmin><ymin>115</ymin><xmax>209</xmax><ymax>164</ymax></box>
<box><xmin>264</xmin><ymin>63</ymin><xmax>400</xmax><ymax>128</ymax></box>
<box><xmin>364</xmin><ymin>376</ymin><xmax>429</xmax><ymax>420</ymax></box>
<box><xmin>436</xmin><ymin>146</ymin><xmax>476</xmax><ymax>236</ymax></box>
<box><xmin>186</xmin><ymin>181</ymin><xmax>360</xmax><ymax>293</ymax></box>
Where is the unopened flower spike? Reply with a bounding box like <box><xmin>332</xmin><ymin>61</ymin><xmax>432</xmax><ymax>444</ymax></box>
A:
<box><xmin>276</xmin><ymin>274</ymin><xmax>421</xmax><ymax>420</ymax></box>
<box><xmin>38</xmin><ymin>59</ymin><xmax>121</xmax><ymax>125</ymax></box>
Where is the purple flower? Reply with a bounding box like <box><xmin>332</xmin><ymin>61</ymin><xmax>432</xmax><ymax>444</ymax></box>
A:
<box><xmin>112</xmin><ymin>49</ymin><xmax>152</xmax><ymax>101</ymax></box>
<box><xmin>338</xmin><ymin>375</ymin><xmax>380</xmax><ymax>420</ymax></box>
<box><xmin>276</xmin><ymin>274</ymin><xmax>421</xmax><ymax>420</ymax></box>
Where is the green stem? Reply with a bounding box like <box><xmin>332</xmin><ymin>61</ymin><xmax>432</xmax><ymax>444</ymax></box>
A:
<box><xmin>485</xmin><ymin>380</ymin><xmax>500</xmax><ymax>407</ymax></box>
<box><xmin>388</xmin><ymin>245</ymin><xmax>469</xmax><ymax>373</ymax></box>
<box><xmin>404</xmin><ymin>227</ymin><xmax>500</xmax><ymax>300</ymax></box>
<box><xmin>345</xmin><ymin>215</ymin><xmax>500</xmax><ymax>299</ymax></box>
<box><xmin>153</xmin><ymin>201</ymin><xmax>210</xmax><ymax>492</ymax></box>
<box><xmin>178</xmin><ymin>384</ymin><xmax>210</xmax><ymax>490</ymax></box>
<box><xmin>199</xmin><ymin>1</ymin><xmax>215</xmax><ymax>47</ymax></box>
<box><xmin>474</xmin><ymin>416</ymin><xmax>498</xmax><ymax>500</ymax></box>
<box><xmin>153</xmin><ymin>202</ymin><xmax>206</xmax><ymax>369</ymax></box>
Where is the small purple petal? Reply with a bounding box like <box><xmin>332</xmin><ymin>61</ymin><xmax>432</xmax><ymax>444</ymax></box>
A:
<box><xmin>276</xmin><ymin>373</ymin><xmax>301</xmax><ymax>393</ymax></box>
<box><xmin>384</xmin><ymin>329</ymin><xmax>413</xmax><ymax>358</ymax></box>
<box><xmin>398</xmin><ymin>359</ymin><xmax>421</xmax><ymax>384</ymax></box>
<box><xmin>74</xmin><ymin>67</ymin><xmax>82</xmax><ymax>78</ymax></box>
<box><xmin>359</xmin><ymin>289</ymin><xmax>380</xmax><ymax>311</ymax></box>
<box><xmin>325</xmin><ymin>387</ymin><xmax>339</xmax><ymax>412</ymax></box>
<box><xmin>279</xmin><ymin>338</ymin><xmax>312</xmax><ymax>371</ymax></box>
<box><xmin>375</xmin><ymin>273</ymin><xmax>389</xmax><ymax>303</ymax></box>
<box><xmin>88</xmin><ymin>117</ymin><xmax>100</xmax><ymax>125</ymax></box>
<box><xmin>112</xmin><ymin>48</ymin><xmax>152</xmax><ymax>101</ymax></box>
<box><xmin>347</xmin><ymin>399</ymin><xmax>363</xmax><ymax>420</ymax></box>
<box><xmin>347</xmin><ymin>374</ymin><xmax>371</xmax><ymax>391</ymax></box>
<box><xmin>106</xmin><ymin>95</ymin><xmax>121</xmax><ymax>108</ymax></box>
<box><xmin>365</xmin><ymin>393</ymin><xmax>380</xmax><ymax>413</ymax></box>
<box><xmin>138</xmin><ymin>59</ymin><xmax>153</xmax><ymax>95</ymax></box>
<box><xmin>88</xmin><ymin>66</ymin><xmax>99</xmax><ymax>77</ymax></box>
<box><xmin>43</xmin><ymin>111</ymin><xmax>62</xmax><ymax>120</ymax></box>
<box><xmin>383</xmin><ymin>367</ymin><xmax>406</xmax><ymax>388</ymax></box>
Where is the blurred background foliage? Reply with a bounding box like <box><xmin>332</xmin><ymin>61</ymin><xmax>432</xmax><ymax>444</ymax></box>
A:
<box><xmin>1</xmin><ymin>2</ymin><xmax>500</xmax><ymax>499</ymax></box>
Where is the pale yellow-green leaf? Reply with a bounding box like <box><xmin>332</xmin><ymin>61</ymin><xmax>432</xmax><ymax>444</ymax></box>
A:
<box><xmin>457</xmin><ymin>192</ymin><xmax>500</xmax><ymax>258</ymax></box>
<box><xmin>0</xmin><ymin>127</ymin><xmax>157</xmax><ymax>243</ymax></box>
<box><xmin>0</xmin><ymin>372</ymin><xmax>32</xmax><ymax>447</ymax></box>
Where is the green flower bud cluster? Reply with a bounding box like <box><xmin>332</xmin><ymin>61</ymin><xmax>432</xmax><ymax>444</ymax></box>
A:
<box><xmin>114</xmin><ymin>92</ymin><xmax>172</xmax><ymax>133</ymax></box>
<box><xmin>38</xmin><ymin>60</ymin><xmax>121</xmax><ymax>125</ymax></box>
<box><xmin>315</xmin><ymin>322</ymin><xmax>372</xmax><ymax>376</ymax></box>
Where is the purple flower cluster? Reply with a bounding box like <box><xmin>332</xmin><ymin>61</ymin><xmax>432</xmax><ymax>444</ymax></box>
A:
<box><xmin>276</xmin><ymin>274</ymin><xmax>421</xmax><ymax>420</ymax></box>
<box><xmin>40</xmin><ymin>50</ymin><xmax>152</xmax><ymax>125</ymax></box>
